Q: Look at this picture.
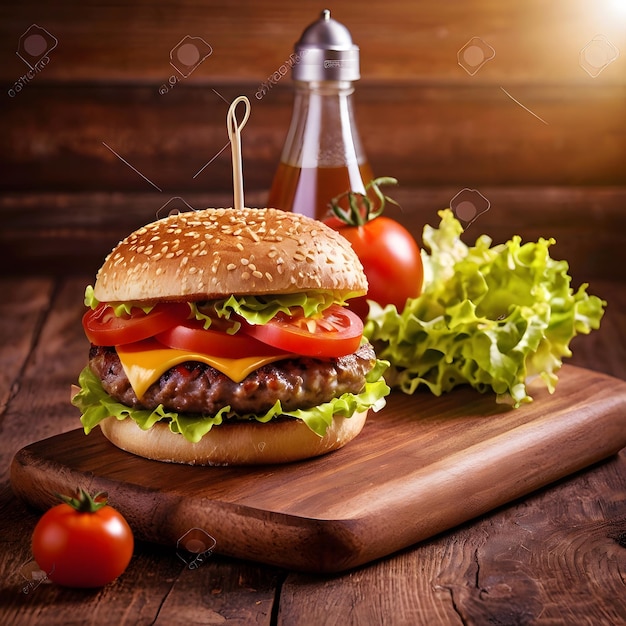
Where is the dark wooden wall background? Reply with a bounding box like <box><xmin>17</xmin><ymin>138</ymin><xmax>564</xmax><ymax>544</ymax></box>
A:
<box><xmin>1</xmin><ymin>0</ymin><xmax>625</xmax><ymax>280</ymax></box>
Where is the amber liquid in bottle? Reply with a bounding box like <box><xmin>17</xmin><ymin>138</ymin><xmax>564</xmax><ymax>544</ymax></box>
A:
<box><xmin>268</xmin><ymin>79</ymin><xmax>372</xmax><ymax>221</ymax></box>
<box><xmin>268</xmin><ymin>161</ymin><xmax>374</xmax><ymax>221</ymax></box>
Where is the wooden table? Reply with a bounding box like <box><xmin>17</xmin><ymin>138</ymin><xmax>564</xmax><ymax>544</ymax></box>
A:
<box><xmin>1</xmin><ymin>275</ymin><xmax>625</xmax><ymax>625</ymax></box>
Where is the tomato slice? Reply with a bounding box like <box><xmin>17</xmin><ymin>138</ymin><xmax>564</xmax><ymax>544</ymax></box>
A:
<box><xmin>240</xmin><ymin>304</ymin><xmax>363</xmax><ymax>358</ymax></box>
<box><xmin>83</xmin><ymin>302</ymin><xmax>189</xmax><ymax>346</ymax></box>
<box><xmin>156</xmin><ymin>318</ymin><xmax>287</xmax><ymax>359</ymax></box>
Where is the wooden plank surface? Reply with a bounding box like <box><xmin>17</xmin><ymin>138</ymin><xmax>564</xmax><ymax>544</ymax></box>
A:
<box><xmin>10</xmin><ymin>365</ymin><xmax>626</xmax><ymax>573</ymax></box>
<box><xmin>2</xmin><ymin>0</ymin><xmax>625</xmax><ymax>84</ymax></box>
<box><xmin>2</xmin><ymin>84</ymin><xmax>625</xmax><ymax>194</ymax></box>
<box><xmin>3</xmin><ymin>187</ymin><xmax>625</xmax><ymax>282</ymax></box>
<box><xmin>277</xmin><ymin>448</ymin><xmax>626</xmax><ymax>625</ymax></box>
<box><xmin>2</xmin><ymin>2</ymin><xmax>625</xmax><ymax>197</ymax></box>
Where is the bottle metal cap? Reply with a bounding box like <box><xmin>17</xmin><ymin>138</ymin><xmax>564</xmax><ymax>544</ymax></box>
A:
<box><xmin>293</xmin><ymin>9</ymin><xmax>360</xmax><ymax>82</ymax></box>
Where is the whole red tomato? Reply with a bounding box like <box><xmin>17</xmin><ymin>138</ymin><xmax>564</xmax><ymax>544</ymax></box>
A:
<box><xmin>325</xmin><ymin>177</ymin><xmax>424</xmax><ymax>319</ymax></box>
<box><xmin>32</xmin><ymin>489</ymin><xmax>134</xmax><ymax>588</ymax></box>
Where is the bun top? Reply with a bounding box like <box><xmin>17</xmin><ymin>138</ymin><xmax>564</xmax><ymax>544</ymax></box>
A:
<box><xmin>94</xmin><ymin>207</ymin><xmax>367</xmax><ymax>302</ymax></box>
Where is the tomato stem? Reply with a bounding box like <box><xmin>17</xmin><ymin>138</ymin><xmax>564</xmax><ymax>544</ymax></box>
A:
<box><xmin>56</xmin><ymin>488</ymin><xmax>108</xmax><ymax>513</ymax></box>
<box><xmin>329</xmin><ymin>177</ymin><xmax>400</xmax><ymax>227</ymax></box>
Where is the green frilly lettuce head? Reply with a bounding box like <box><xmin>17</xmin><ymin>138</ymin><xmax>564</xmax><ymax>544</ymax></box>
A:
<box><xmin>364</xmin><ymin>209</ymin><xmax>606</xmax><ymax>407</ymax></box>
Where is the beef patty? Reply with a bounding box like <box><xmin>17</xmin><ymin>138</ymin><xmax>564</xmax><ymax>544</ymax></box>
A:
<box><xmin>89</xmin><ymin>342</ymin><xmax>377</xmax><ymax>416</ymax></box>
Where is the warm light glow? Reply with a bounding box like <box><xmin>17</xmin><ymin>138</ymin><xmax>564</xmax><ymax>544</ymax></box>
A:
<box><xmin>610</xmin><ymin>0</ymin><xmax>626</xmax><ymax>17</ymax></box>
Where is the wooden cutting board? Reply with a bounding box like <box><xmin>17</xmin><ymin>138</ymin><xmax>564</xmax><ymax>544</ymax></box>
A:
<box><xmin>10</xmin><ymin>365</ymin><xmax>626</xmax><ymax>573</ymax></box>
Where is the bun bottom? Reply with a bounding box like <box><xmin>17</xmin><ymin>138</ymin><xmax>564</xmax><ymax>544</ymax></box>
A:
<box><xmin>99</xmin><ymin>412</ymin><xmax>368</xmax><ymax>466</ymax></box>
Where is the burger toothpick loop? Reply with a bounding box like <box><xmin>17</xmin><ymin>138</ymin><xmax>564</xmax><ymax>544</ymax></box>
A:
<box><xmin>227</xmin><ymin>95</ymin><xmax>251</xmax><ymax>211</ymax></box>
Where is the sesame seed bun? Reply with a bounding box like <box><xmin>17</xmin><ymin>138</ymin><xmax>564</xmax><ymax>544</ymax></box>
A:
<box><xmin>99</xmin><ymin>410</ymin><xmax>369</xmax><ymax>466</ymax></box>
<box><xmin>94</xmin><ymin>207</ymin><xmax>367</xmax><ymax>303</ymax></box>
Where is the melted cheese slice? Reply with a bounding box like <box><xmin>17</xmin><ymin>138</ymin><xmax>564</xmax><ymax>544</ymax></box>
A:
<box><xmin>116</xmin><ymin>339</ymin><xmax>292</xmax><ymax>400</ymax></box>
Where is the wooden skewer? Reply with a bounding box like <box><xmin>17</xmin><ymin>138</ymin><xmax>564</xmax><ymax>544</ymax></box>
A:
<box><xmin>227</xmin><ymin>95</ymin><xmax>251</xmax><ymax>211</ymax></box>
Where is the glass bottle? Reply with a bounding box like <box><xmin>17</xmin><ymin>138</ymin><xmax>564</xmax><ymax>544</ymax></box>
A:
<box><xmin>267</xmin><ymin>9</ymin><xmax>373</xmax><ymax>221</ymax></box>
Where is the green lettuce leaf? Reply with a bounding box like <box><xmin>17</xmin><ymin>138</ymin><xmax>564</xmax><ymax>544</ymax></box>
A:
<box><xmin>84</xmin><ymin>285</ymin><xmax>155</xmax><ymax>316</ymax></box>
<box><xmin>200</xmin><ymin>290</ymin><xmax>359</xmax><ymax>327</ymax></box>
<box><xmin>84</xmin><ymin>285</ymin><xmax>358</xmax><ymax>328</ymax></box>
<box><xmin>72</xmin><ymin>361</ymin><xmax>390</xmax><ymax>443</ymax></box>
<box><xmin>364</xmin><ymin>209</ymin><xmax>606</xmax><ymax>407</ymax></box>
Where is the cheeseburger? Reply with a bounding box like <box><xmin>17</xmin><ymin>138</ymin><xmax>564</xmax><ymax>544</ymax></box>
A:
<box><xmin>72</xmin><ymin>207</ymin><xmax>389</xmax><ymax>465</ymax></box>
